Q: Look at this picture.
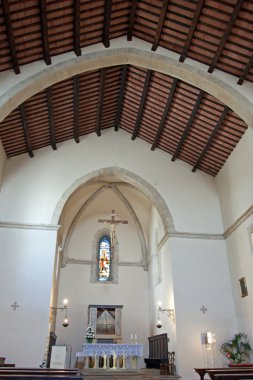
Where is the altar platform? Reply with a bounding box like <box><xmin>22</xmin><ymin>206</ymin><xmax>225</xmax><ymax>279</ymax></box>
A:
<box><xmin>80</xmin><ymin>368</ymin><xmax>181</xmax><ymax>380</ymax></box>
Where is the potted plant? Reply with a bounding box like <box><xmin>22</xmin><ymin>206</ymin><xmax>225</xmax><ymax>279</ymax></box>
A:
<box><xmin>220</xmin><ymin>333</ymin><xmax>252</xmax><ymax>365</ymax></box>
<box><xmin>85</xmin><ymin>324</ymin><xmax>95</xmax><ymax>343</ymax></box>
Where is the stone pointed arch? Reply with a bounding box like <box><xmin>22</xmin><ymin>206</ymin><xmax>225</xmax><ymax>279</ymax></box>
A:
<box><xmin>52</xmin><ymin>167</ymin><xmax>175</xmax><ymax>242</ymax></box>
<box><xmin>0</xmin><ymin>47</ymin><xmax>252</xmax><ymax>128</ymax></box>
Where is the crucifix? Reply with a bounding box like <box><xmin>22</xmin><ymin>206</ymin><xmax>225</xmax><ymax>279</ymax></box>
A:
<box><xmin>98</xmin><ymin>210</ymin><xmax>128</xmax><ymax>247</ymax></box>
<box><xmin>11</xmin><ymin>301</ymin><xmax>20</xmax><ymax>311</ymax></box>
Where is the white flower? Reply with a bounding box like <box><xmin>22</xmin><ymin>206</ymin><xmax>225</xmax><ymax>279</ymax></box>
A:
<box><xmin>85</xmin><ymin>324</ymin><xmax>95</xmax><ymax>339</ymax></box>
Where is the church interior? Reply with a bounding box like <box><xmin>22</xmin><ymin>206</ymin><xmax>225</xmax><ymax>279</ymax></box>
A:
<box><xmin>0</xmin><ymin>1</ymin><xmax>253</xmax><ymax>379</ymax></box>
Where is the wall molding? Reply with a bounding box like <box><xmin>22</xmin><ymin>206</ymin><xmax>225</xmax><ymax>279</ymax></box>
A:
<box><xmin>0</xmin><ymin>221</ymin><xmax>60</xmax><ymax>231</ymax></box>
<box><xmin>224</xmin><ymin>204</ymin><xmax>253</xmax><ymax>238</ymax></box>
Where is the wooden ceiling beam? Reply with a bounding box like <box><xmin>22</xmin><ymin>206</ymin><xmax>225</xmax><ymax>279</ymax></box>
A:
<box><xmin>151</xmin><ymin>78</ymin><xmax>178</xmax><ymax>150</ymax></box>
<box><xmin>192</xmin><ymin>106</ymin><xmax>229</xmax><ymax>172</ymax></box>
<box><xmin>151</xmin><ymin>0</ymin><xmax>170</xmax><ymax>52</ymax></box>
<box><xmin>103</xmin><ymin>0</ymin><xmax>112</xmax><ymax>48</ymax></box>
<box><xmin>39</xmin><ymin>0</ymin><xmax>52</xmax><ymax>65</ymax></box>
<box><xmin>115</xmin><ymin>65</ymin><xmax>128</xmax><ymax>131</ymax></box>
<box><xmin>73</xmin><ymin>76</ymin><xmax>80</xmax><ymax>143</ymax></box>
<box><xmin>19</xmin><ymin>104</ymin><xmax>34</xmax><ymax>157</ymax></box>
<box><xmin>237</xmin><ymin>53</ymin><xmax>253</xmax><ymax>85</ymax></box>
<box><xmin>46</xmin><ymin>88</ymin><xmax>57</xmax><ymax>150</ymax></box>
<box><xmin>1</xmin><ymin>0</ymin><xmax>20</xmax><ymax>74</ymax></box>
<box><xmin>73</xmin><ymin>0</ymin><xmax>81</xmax><ymax>56</ymax></box>
<box><xmin>208</xmin><ymin>0</ymin><xmax>244</xmax><ymax>73</ymax></box>
<box><xmin>131</xmin><ymin>69</ymin><xmax>152</xmax><ymax>140</ymax></box>
<box><xmin>179</xmin><ymin>0</ymin><xmax>205</xmax><ymax>63</ymax></box>
<box><xmin>127</xmin><ymin>0</ymin><xmax>138</xmax><ymax>41</ymax></box>
<box><xmin>96</xmin><ymin>68</ymin><xmax>106</xmax><ymax>137</ymax></box>
<box><xmin>172</xmin><ymin>90</ymin><xmax>204</xmax><ymax>161</ymax></box>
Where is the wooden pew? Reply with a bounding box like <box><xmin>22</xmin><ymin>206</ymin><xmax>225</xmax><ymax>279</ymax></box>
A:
<box><xmin>0</xmin><ymin>376</ymin><xmax>80</xmax><ymax>380</ymax></box>
<box><xmin>0</xmin><ymin>368</ymin><xmax>81</xmax><ymax>380</ymax></box>
<box><xmin>207</xmin><ymin>372</ymin><xmax>253</xmax><ymax>380</ymax></box>
<box><xmin>195</xmin><ymin>367</ymin><xmax>253</xmax><ymax>380</ymax></box>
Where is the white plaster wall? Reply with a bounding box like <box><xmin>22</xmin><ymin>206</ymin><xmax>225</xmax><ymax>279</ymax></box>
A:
<box><xmin>170</xmin><ymin>237</ymin><xmax>237</xmax><ymax>380</ymax></box>
<box><xmin>224</xmin><ymin>216</ymin><xmax>253</xmax><ymax>356</ymax></box>
<box><xmin>148</xmin><ymin>206</ymin><xmax>177</xmax><ymax>354</ymax></box>
<box><xmin>0</xmin><ymin>228</ymin><xmax>57</xmax><ymax>366</ymax></box>
<box><xmin>0</xmin><ymin>129</ymin><xmax>224</xmax><ymax>234</ymax></box>
<box><xmin>216</xmin><ymin>127</ymin><xmax>253</xmax><ymax>230</ymax></box>
<box><xmin>0</xmin><ymin>139</ymin><xmax>6</xmax><ymax>190</ymax></box>
<box><xmin>55</xmin><ymin>263</ymin><xmax>150</xmax><ymax>368</ymax></box>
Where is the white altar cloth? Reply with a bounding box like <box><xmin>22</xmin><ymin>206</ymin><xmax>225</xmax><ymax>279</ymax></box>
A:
<box><xmin>82</xmin><ymin>343</ymin><xmax>143</xmax><ymax>357</ymax></box>
<box><xmin>76</xmin><ymin>343</ymin><xmax>143</xmax><ymax>369</ymax></box>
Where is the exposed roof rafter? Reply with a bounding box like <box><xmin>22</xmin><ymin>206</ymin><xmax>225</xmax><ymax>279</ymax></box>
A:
<box><xmin>132</xmin><ymin>69</ymin><xmax>152</xmax><ymax>140</ymax></box>
<box><xmin>39</xmin><ymin>0</ymin><xmax>52</xmax><ymax>65</ymax></box>
<box><xmin>19</xmin><ymin>104</ymin><xmax>34</xmax><ymax>158</ymax></box>
<box><xmin>46</xmin><ymin>88</ymin><xmax>57</xmax><ymax>150</ymax></box>
<box><xmin>73</xmin><ymin>0</ymin><xmax>81</xmax><ymax>56</ymax></box>
<box><xmin>151</xmin><ymin>78</ymin><xmax>178</xmax><ymax>150</ymax></box>
<box><xmin>127</xmin><ymin>0</ymin><xmax>138</xmax><ymax>41</ymax></box>
<box><xmin>172</xmin><ymin>90</ymin><xmax>204</xmax><ymax>161</ymax></box>
<box><xmin>1</xmin><ymin>0</ymin><xmax>20</xmax><ymax>74</ymax></box>
<box><xmin>179</xmin><ymin>0</ymin><xmax>205</xmax><ymax>63</ymax></box>
<box><xmin>192</xmin><ymin>107</ymin><xmax>230</xmax><ymax>172</ymax></box>
<box><xmin>151</xmin><ymin>0</ymin><xmax>170</xmax><ymax>52</ymax></box>
<box><xmin>238</xmin><ymin>53</ymin><xmax>253</xmax><ymax>85</ymax></box>
<box><xmin>114</xmin><ymin>65</ymin><xmax>128</xmax><ymax>131</ymax></box>
<box><xmin>208</xmin><ymin>0</ymin><xmax>244</xmax><ymax>73</ymax></box>
<box><xmin>73</xmin><ymin>76</ymin><xmax>80</xmax><ymax>143</ymax></box>
<box><xmin>96</xmin><ymin>68</ymin><xmax>106</xmax><ymax>137</ymax></box>
<box><xmin>103</xmin><ymin>0</ymin><xmax>112</xmax><ymax>48</ymax></box>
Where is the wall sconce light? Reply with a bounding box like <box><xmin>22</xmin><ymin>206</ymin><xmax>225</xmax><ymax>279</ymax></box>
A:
<box><xmin>51</xmin><ymin>298</ymin><xmax>69</xmax><ymax>327</ymax></box>
<box><xmin>157</xmin><ymin>304</ymin><xmax>176</xmax><ymax>327</ymax></box>
<box><xmin>200</xmin><ymin>331</ymin><xmax>216</xmax><ymax>367</ymax></box>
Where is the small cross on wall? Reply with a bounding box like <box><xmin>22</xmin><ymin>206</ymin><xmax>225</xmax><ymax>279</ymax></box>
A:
<box><xmin>11</xmin><ymin>301</ymin><xmax>20</xmax><ymax>311</ymax></box>
<box><xmin>200</xmin><ymin>305</ymin><xmax>207</xmax><ymax>314</ymax></box>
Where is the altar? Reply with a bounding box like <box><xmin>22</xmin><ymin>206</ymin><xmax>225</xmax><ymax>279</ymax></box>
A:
<box><xmin>75</xmin><ymin>343</ymin><xmax>144</xmax><ymax>369</ymax></box>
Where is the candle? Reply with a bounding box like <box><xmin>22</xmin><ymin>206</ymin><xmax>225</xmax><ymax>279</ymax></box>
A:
<box><xmin>135</xmin><ymin>333</ymin><xmax>137</xmax><ymax>340</ymax></box>
<box><xmin>130</xmin><ymin>333</ymin><xmax>133</xmax><ymax>340</ymax></box>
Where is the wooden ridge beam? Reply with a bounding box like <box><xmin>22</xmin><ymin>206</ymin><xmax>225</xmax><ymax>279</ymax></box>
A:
<box><xmin>73</xmin><ymin>76</ymin><xmax>80</xmax><ymax>143</ymax></box>
<box><xmin>127</xmin><ymin>0</ymin><xmax>138</xmax><ymax>41</ymax></box>
<box><xmin>131</xmin><ymin>69</ymin><xmax>152</xmax><ymax>140</ymax></box>
<box><xmin>46</xmin><ymin>88</ymin><xmax>57</xmax><ymax>150</ymax></box>
<box><xmin>115</xmin><ymin>65</ymin><xmax>128</xmax><ymax>131</ymax></box>
<box><xmin>237</xmin><ymin>53</ymin><xmax>253</xmax><ymax>85</ymax></box>
<box><xmin>192</xmin><ymin>106</ymin><xmax>229</xmax><ymax>172</ymax></box>
<box><xmin>172</xmin><ymin>90</ymin><xmax>204</xmax><ymax>161</ymax></box>
<box><xmin>39</xmin><ymin>0</ymin><xmax>52</xmax><ymax>65</ymax></box>
<box><xmin>96</xmin><ymin>68</ymin><xmax>106</xmax><ymax>137</ymax></box>
<box><xmin>151</xmin><ymin>78</ymin><xmax>178</xmax><ymax>150</ymax></box>
<box><xmin>73</xmin><ymin>0</ymin><xmax>81</xmax><ymax>56</ymax></box>
<box><xmin>103</xmin><ymin>0</ymin><xmax>112</xmax><ymax>48</ymax></box>
<box><xmin>179</xmin><ymin>0</ymin><xmax>205</xmax><ymax>63</ymax></box>
<box><xmin>1</xmin><ymin>0</ymin><xmax>20</xmax><ymax>74</ymax></box>
<box><xmin>19</xmin><ymin>104</ymin><xmax>34</xmax><ymax>157</ymax></box>
<box><xmin>208</xmin><ymin>0</ymin><xmax>244</xmax><ymax>73</ymax></box>
<box><xmin>152</xmin><ymin>0</ymin><xmax>170</xmax><ymax>51</ymax></box>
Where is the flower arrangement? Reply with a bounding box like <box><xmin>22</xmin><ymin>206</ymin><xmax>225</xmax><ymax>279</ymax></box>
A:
<box><xmin>220</xmin><ymin>333</ymin><xmax>252</xmax><ymax>364</ymax></box>
<box><xmin>85</xmin><ymin>324</ymin><xmax>95</xmax><ymax>342</ymax></box>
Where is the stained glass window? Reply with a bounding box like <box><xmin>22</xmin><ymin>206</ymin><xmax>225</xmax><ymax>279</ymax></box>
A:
<box><xmin>98</xmin><ymin>235</ymin><xmax>111</xmax><ymax>281</ymax></box>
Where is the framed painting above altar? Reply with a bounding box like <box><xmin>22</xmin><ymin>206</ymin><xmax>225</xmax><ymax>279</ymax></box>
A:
<box><xmin>88</xmin><ymin>304</ymin><xmax>123</xmax><ymax>343</ymax></box>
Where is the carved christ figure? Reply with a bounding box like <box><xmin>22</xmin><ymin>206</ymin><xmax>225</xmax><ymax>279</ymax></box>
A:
<box><xmin>98</xmin><ymin>210</ymin><xmax>128</xmax><ymax>247</ymax></box>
